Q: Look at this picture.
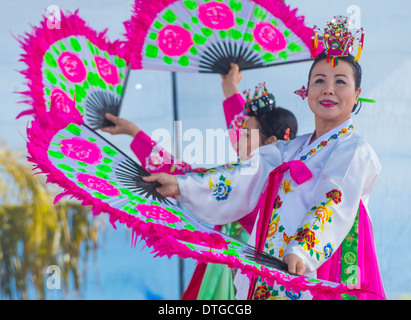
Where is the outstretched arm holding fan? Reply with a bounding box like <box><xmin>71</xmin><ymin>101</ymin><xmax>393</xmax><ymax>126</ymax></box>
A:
<box><xmin>101</xmin><ymin>113</ymin><xmax>195</xmax><ymax>175</ymax></box>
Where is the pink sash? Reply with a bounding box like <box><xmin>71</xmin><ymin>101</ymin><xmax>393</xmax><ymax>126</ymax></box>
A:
<box><xmin>247</xmin><ymin>160</ymin><xmax>312</xmax><ymax>299</ymax></box>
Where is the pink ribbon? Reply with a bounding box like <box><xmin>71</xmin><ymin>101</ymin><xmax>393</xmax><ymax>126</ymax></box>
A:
<box><xmin>248</xmin><ymin>160</ymin><xmax>312</xmax><ymax>300</ymax></box>
<box><xmin>255</xmin><ymin>160</ymin><xmax>312</xmax><ymax>251</ymax></box>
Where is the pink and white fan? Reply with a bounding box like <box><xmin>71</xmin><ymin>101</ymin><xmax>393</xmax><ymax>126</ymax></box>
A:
<box><xmin>124</xmin><ymin>0</ymin><xmax>322</xmax><ymax>73</ymax></box>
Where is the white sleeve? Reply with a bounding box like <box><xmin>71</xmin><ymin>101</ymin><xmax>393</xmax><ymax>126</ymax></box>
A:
<box><xmin>175</xmin><ymin>144</ymin><xmax>282</xmax><ymax>225</ymax></box>
<box><xmin>284</xmin><ymin>139</ymin><xmax>381</xmax><ymax>273</ymax></box>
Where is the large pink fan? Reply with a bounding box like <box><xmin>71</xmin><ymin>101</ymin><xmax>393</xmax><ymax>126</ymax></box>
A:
<box><xmin>124</xmin><ymin>0</ymin><xmax>322</xmax><ymax>73</ymax></box>
<box><xmin>17</xmin><ymin>11</ymin><xmax>131</xmax><ymax>130</ymax></box>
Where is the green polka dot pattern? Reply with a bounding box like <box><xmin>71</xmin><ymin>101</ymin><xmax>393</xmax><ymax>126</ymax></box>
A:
<box><xmin>42</xmin><ymin>36</ymin><xmax>130</xmax><ymax>129</ymax></box>
<box><xmin>137</xmin><ymin>0</ymin><xmax>310</xmax><ymax>73</ymax></box>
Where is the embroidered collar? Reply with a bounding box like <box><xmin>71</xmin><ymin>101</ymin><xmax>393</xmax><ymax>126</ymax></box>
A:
<box><xmin>297</xmin><ymin>118</ymin><xmax>354</xmax><ymax>162</ymax></box>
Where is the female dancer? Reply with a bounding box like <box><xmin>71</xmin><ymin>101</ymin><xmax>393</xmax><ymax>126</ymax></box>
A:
<box><xmin>144</xmin><ymin>43</ymin><xmax>386</xmax><ymax>300</ymax></box>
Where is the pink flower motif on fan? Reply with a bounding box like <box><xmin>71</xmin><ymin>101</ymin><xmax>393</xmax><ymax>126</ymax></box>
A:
<box><xmin>50</xmin><ymin>88</ymin><xmax>74</xmax><ymax>113</ymax></box>
<box><xmin>198</xmin><ymin>1</ymin><xmax>235</xmax><ymax>30</ymax></box>
<box><xmin>77</xmin><ymin>173</ymin><xmax>120</xmax><ymax>197</ymax></box>
<box><xmin>157</xmin><ymin>25</ymin><xmax>193</xmax><ymax>56</ymax></box>
<box><xmin>254</xmin><ymin>22</ymin><xmax>287</xmax><ymax>53</ymax></box>
<box><xmin>94</xmin><ymin>56</ymin><xmax>120</xmax><ymax>85</ymax></box>
<box><xmin>136</xmin><ymin>204</ymin><xmax>182</xmax><ymax>224</ymax></box>
<box><xmin>57</xmin><ymin>51</ymin><xmax>87</xmax><ymax>83</ymax></box>
<box><xmin>60</xmin><ymin>137</ymin><xmax>102</xmax><ymax>165</ymax></box>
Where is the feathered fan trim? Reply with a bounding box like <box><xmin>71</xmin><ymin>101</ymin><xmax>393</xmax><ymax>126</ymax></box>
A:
<box><xmin>124</xmin><ymin>0</ymin><xmax>323</xmax><ymax>69</ymax></box>
<box><xmin>146</xmin><ymin>234</ymin><xmax>378</xmax><ymax>299</ymax></box>
<box><xmin>25</xmin><ymin>108</ymin><xmax>228</xmax><ymax>251</ymax></box>
<box><xmin>15</xmin><ymin>10</ymin><xmax>131</xmax><ymax>119</ymax></box>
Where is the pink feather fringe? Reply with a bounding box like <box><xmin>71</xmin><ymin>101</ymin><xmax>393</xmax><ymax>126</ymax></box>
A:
<box><xmin>25</xmin><ymin>106</ymin><xmax>228</xmax><ymax>250</ymax></box>
<box><xmin>123</xmin><ymin>0</ymin><xmax>323</xmax><ymax>69</ymax></box>
<box><xmin>15</xmin><ymin>10</ymin><xmax>131</xmax><ymax>119</ymax></box>
<box><xmin>147</xmin><ymin>234</ymin><xmax>374</xmax><ymax>299</ymax></box>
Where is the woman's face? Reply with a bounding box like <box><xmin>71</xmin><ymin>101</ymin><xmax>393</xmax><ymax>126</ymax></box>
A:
<box><xmin>237</xmin><ymin>116</ymin><xmax>263</xmax><ymax>160</ymax></box>
<box><xmin>307</xmin><ymin>59</ymin><xmax>361</xmax><ymax>126</ymax></box>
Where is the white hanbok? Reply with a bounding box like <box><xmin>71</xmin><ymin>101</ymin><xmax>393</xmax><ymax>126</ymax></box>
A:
<box><xmin>176</xmin><ymin>118</ymin><xmax>382</xmax><ymax>300</ymax></box>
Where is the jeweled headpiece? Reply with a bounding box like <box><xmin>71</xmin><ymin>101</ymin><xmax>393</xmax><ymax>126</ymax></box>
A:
<box><xmin>311</xmin><ymin>16</ymin><xmax>364</xmax><ymax>67</ymax></box>
<box><xmin>243</xmin><ymin>82</ymin><xmax>276</xmax><ymax>116</ymax></box>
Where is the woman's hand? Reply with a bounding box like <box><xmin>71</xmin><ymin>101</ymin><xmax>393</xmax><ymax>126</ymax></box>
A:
<box><xmin>101</xmin><ymin>113</ymin><xmax>141</xmax><ymax>137</ymax></box>
<box><xmin>284</xmin><ymin>253</ymin><xmax>306</xmax><ymax>276</ymax></box>
<box><xmin>142</xmin><ymin>173</ymin><xmax>180</xmax><ymax>198</ymax></box>
<box><xmin>221</xmin><ymin>63</ymin><xmax>242</xmax><ymax>99</ymax></box>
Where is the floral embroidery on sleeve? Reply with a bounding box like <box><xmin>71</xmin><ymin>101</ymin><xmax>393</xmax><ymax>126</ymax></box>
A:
<box><xmin>273</xmin><ymin>195</ymin><xmax>283</xmax><ymax>209</ymax></box>
<box><xmin>294</xmin><ymin>228</ymin><xmax>319</xmax><ymax>251</ymax></box>
<box><xmin>194</xmin><ymin>162</ymin><xmax>242</xmax><ymax>201</ymax></box>
<box><xmin>196</xmin><ymin>168</ymin><xmax>216</xmax><ymax>177</ymax></box>
<box><xmin>326</xmin><ymin>189</ymin><xmax>342</xmax><ymax>204</ymax></box>
<box><xmin>265</xmin><ymin>195</ymin><xmax>286</xmax><ymax>256</ymax></box>
<box><xmin>197</xmin><ymin>169</ymin><xmax>232</xmax><ymax>201</ymax></box>
<box><xmin>282</xmin><ymin>232</ymin><xmax>293</xmax><ymax>246</ymax></box>
<box><xmin>195</xmin><ymin>162</ymin><xmax>240</xmax><ymax>177</ymax></box>
<box><xmin>281</xmin><ymin>179</ymin><xmax>294</xmax><ymax>194</ymax></box>
<box><xmin>267</xmin><ymin>215</ymin><xmax>281</xmax><ymax>239</ymax></box>
<box><xmin>224</xmin><ymin>161</ymin><xmax>241</xmax><ymax>170</ymax></box>
<box><xmin>212</xmin><ymin>175</ymin><xmax>232</xmax><ymax>201</ymax></box>
<box><xmin>292</xmin><ymin>189</ymin><xmax>342</xmax><ymax>261</ymax></box>
<box><xmin>323</xmin><ymin>242</ymin><xmax>334</xmax><ymax>259</ymax></box>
